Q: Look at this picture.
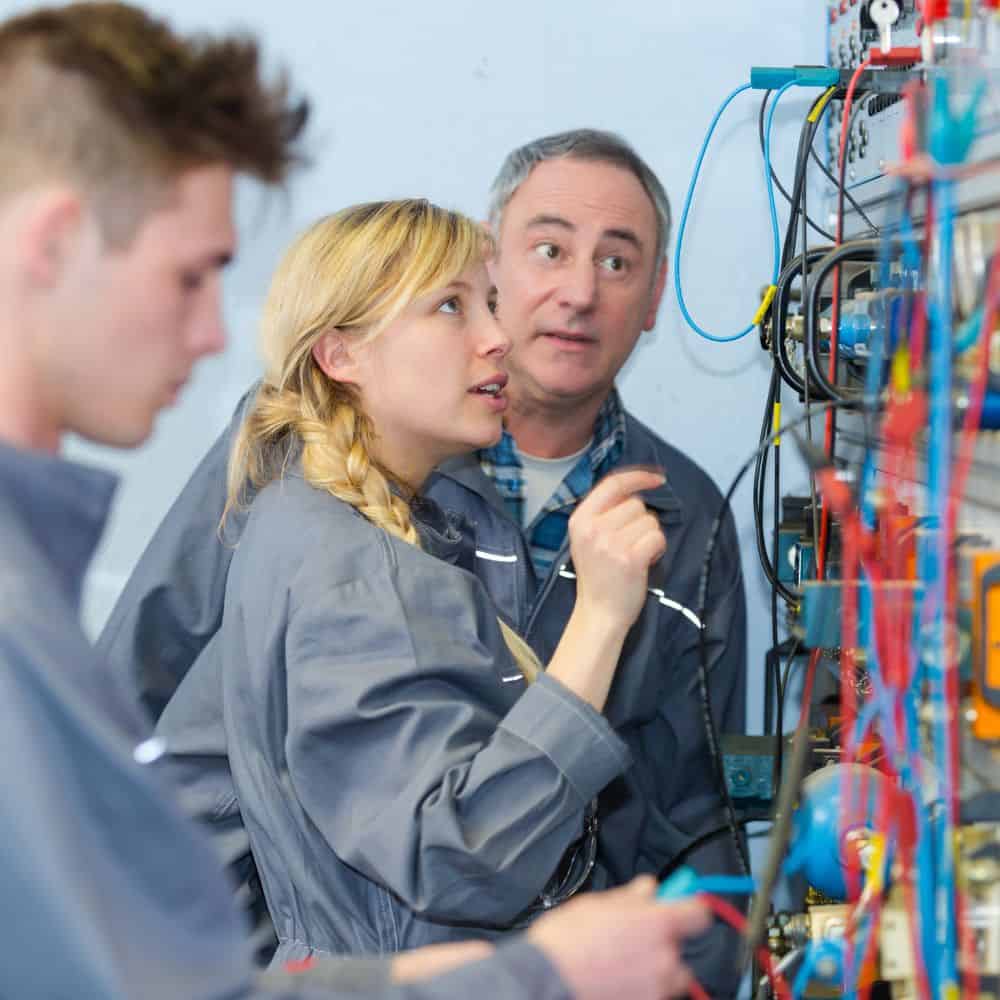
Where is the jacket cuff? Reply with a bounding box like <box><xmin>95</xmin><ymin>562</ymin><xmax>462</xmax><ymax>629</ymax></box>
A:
<box><xmin>500</xmin><ymin>673</ymin><xmax>631</xmax><ymax>802</ymax></box>
<box><xmin>257</xmin><ymin>954</ymin><xmax>390</xmax><ymax>993</ymax></box>
<box><xmin>402</xmin><ymin>941</ymin><xmax>571</xmax><ymax>1000</ymax></box>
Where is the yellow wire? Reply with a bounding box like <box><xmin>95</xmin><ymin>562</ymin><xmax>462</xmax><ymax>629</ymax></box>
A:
<box><xmin>807</xmin><ymin>85</ymin><xmax>839</xmax><ymax>124</ymax></box>
<box><xmin>753</xmin><ymin>284</ymin><xmax>778</xmax><ymax>327</ymax></box>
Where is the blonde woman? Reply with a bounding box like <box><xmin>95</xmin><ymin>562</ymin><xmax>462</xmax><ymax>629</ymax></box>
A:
<box><xmin>168</xmin><ymin>200</ymin><xmax>666</xmax><ymax>963</ymax></box>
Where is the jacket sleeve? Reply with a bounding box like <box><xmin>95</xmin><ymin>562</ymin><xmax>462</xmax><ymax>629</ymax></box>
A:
<box><xmin>255</xmin><ymin>941</ymin><xmax>569</xmax><ymax>1000</ymax></box>
<box><xmin>97</xmin><ymin>391</ymin><xmax>254</xmax><ymax>722</ymax></box>
<box><xmin>281</xmin><ymin>539</ymin><xmax>631</xmax><ymax>926</ymax></box>
<box><xmin>0</xmin><ymin>620</ymin><xmax>259</xmax><ymax>1000</ymax></box>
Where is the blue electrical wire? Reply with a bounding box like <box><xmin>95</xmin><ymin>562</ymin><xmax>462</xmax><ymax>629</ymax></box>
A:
<box><xmin>762</xmin><ymin>80</ymin><xmax>799</xmax><ymax>284</ymax></box>
<box><xmin>928</xmin><ymin>175</ymin><xmax>960</xmax><ymax>993</ymax></box>
<box><xmin>674</xmin><ymin>80</ymin><xmax>796</xmax><ymax>343</ymax></box>
<box><xmin>954</xmin><ymin>306</ymin><xmax>983</xmax><ymax>354</ymax></box>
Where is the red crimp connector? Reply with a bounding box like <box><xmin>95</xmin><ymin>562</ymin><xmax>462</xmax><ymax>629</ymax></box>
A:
<box><xmin>869</xmin><ymin>46</ymin><xmax>922</xmax><ymax>65</ymax></box>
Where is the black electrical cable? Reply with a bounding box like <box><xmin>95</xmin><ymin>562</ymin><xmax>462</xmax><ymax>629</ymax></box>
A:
<box><xmin>770</xmin><ymin>372</ymin><xmax>782</xmax><ymax>732</ymax></box>
<box><xmin>800</xmin><ymin>127</ymin><xmax>823</xmax><ymax>562</ymax></box>
<box><xmin>761</xmin><ymin>90</ymin><xmax>838</xmax><ymax>399</ymax></box>
<box><xmin>773</xmin><ymin>636</ymin><xmax>803</xmax><ymax>790</ymax></box>
<box><xmin>752</xmin><ymin>373</ymin><xmax>799</xmax><ymax>605</ymax></box>
<box><xmin>805</xmin><ymin>238</ymin><xmax>886</xmax><ymax>402</ymax></box>
<box><xmin>779</xmin><ymin>91</ymin><xmax>830</xmax><ymax>266</ymax></box>
<box><xmin>771</xmin><ymin>247</ymin><xmax>836</xmax><ymax>398</ymax></box>
<box><xmin>808</xmin><ymin>145</ymin><xmax>881</xmax><ymax>236</ymax></box>
<box><xmin>779</xmin><ymin>640</ymin><xmax>805</xmax><ymax>721</ymax></box>
<box><xmin>752</xmin><ymin>93</ymin><xmax>837</xmax><ymax>607</ymax></box>
<box><xmin>696</xmin><ymin>400</ymin><xmax>857</xmax><ymax>885</ymax></box>
<box><xmin>658</xmin><ymin>815</ymin><xmax>772</xmax><ymax>882</ymax></box>
<box><xmin>759</xmin><ymin>90</ymin><xmax>838</xmax><ymax>244</ymax></box>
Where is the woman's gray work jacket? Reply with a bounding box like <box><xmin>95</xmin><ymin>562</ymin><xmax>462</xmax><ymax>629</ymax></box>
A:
<box><xmin>195</xmin><ymin>467</ymin><xmax>630</xmax><ymax>962</ymax></box>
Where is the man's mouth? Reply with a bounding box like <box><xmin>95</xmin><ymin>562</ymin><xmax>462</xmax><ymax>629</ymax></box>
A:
<box><xmin>540</xmin><ymin>330</ymin><xmax>597</xmax><ymax>346</ymax></box>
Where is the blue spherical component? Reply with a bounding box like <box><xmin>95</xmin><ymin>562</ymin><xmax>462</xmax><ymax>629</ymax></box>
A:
<box><xmin>787</xmin><ymin>764</ymin><xmax>892</xmax><ymax>901</ymax></box>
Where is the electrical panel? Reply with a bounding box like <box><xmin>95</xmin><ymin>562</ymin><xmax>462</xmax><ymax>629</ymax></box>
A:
<box><xmin>674</xmin><ymin>3</ymin><xmax>1000</xmax><ymax>996</ymax></box>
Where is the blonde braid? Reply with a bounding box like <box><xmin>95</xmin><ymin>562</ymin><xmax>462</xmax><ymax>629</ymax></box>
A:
<box><xmin>298</xmin><ymin>402</ymin><xmax>418</xmax><ymax>546</ymax></box>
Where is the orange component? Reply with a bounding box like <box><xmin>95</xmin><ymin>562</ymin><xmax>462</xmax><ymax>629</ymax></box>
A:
<box><xmin>971</xmin><ymin>552</ymin><xmax>1000</xmax><ymax>740</ymax></box>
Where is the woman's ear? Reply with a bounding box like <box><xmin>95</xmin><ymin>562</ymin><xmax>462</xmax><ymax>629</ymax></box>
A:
<box><xmin>312</xmin><ymin>329</ymin><xmax>360</xmax><ymax>384</ymax></box>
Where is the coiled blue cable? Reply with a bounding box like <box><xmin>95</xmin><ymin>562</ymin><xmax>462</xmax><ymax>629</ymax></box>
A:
<box><xmin>674</xmin><ymin>79</ymin><xmax>796</xmax><ymax>343</ymax></box>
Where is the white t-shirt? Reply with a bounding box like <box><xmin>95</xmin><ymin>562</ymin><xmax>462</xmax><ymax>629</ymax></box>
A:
<box><xmin>519</xmin><ymin>440</ymin><xmax>592</xmax><ymax>528</ymax></box>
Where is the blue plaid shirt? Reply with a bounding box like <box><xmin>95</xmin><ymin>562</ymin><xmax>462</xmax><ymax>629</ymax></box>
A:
<box><xmin>479</xmin><ymin>389</ymin><xmax>627</xmax><ymax>581</ymax></box>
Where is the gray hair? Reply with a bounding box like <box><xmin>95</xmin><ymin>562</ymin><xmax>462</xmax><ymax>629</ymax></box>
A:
<box><xmin>487</xmin><ymin>128</ymin><xmax>671</xmax><ymax>264</ymax></box>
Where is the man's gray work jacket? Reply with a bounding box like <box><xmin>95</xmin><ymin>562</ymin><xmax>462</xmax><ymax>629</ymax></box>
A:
<box><xmin>0</xmin><ymin>440</ymin><xmax>570</xmax><ymax>1000</ymax></box>
<box><xmin>164</xmin><ymin>463</ymin><xmax>630</xmax><ymax>961</ymax></box>
<box><xmin>425</xmin><ymin>409</ymin><xmax>748</xmax><ymax>997</ymax></box>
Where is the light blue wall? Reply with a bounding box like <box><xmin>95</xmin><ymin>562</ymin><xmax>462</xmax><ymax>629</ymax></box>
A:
<box><xmin>6</xmin><ymin>0</ymin><xmax>826</xmax><ymax>735</ymax></box>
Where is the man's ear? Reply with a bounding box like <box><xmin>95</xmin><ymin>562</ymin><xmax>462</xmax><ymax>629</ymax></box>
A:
<box><xmin>643</xmin><ymin>258</ymin><xmax>668</xmax><ymax>332</ymax></box>
<box><xmin>21</xmin><ymin>189</ymin><xmax>84</xmax><ymax>289</ymax></box>
<box><xmin>312</xmin><ymin>329</ymin><xmax>360</xmax><ymax>384</ymax></box>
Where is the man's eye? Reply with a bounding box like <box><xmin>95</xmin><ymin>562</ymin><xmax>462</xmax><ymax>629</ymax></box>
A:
<box><xmin>599</xmin><ymin>255</ymin><xmax>627</xmax><ymax>273</ymax></box>
<box><xmin>438</xmin><ymin>296</ymin><xmax>461</xmax><ymax>315</ymax></box>
<box><xmin>535</xmin><ymin>242</ymin><xmax>560</xmax><ymax>261</ymax></box>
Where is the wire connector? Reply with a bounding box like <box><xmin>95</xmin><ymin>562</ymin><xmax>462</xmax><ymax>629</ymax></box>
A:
<box><xmin>868</xmin><ymin>45</ymin><xmax>921</xmax><ymax>66</ymax></box>
<box><xmin>750</xmin><ymin>65</ymin><xmax>840</xmax><ymax>91</ymax></box>
<box><xmin>657</xmin><ymin>865</ymin><xmax>757</xmax><ymax>902</ymax></box>
<box><xmin>753</xmin><ymin>284</ymin><xmax>778</xmax><ymax>326</ymax></box>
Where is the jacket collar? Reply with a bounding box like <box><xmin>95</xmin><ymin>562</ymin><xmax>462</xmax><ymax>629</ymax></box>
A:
<box><xmin>410</xmin><ymin>494</ymin><xmax>477</xmax><ymax>573</ymax></box>
<box><xmin>0</xmin><ymin>440</ymin><xmax>117</xmax><ymax>610</ymax></box>
<box><xmin>436</xmin><ymin>404</ymin><xmax>682</xmax><ymax>520</ymax></box>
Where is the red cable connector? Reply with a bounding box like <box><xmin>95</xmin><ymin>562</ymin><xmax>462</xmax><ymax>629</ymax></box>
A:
<box><xmin>868</xmin><ymin>46</ymin><xmax>922</xmax><ymax>65</ymax></box>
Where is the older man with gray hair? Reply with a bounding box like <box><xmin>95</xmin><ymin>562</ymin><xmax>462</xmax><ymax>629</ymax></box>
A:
<box><xmin>426</xmin><ymin>128</ymin><xmax>748</xmax><ymax>997</ymax></box>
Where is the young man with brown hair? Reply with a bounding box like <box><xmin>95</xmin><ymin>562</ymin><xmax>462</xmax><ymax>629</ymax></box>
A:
<box><xmin>0</xmin><ymin>5</ymin><xmax>707</xmax><ymax>999</ymax></box>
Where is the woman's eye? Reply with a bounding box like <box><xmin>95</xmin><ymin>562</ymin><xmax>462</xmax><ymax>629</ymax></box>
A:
<box><xmin>438</xmin><ymin>296</ymin><xmax>461</xmax><ymax>315</ymax></box>
<box><xmin>599</xmin><ymin>255</ymin><xmax>626</xmax><ymax>273</ymax></box>
<box><xmin>487</xmin><ymin>295</ymin><xmax>499</xmax><ymax>316</ymax></box>
<box><xmin>535</xmin><ymin>242</ymin><xmax>560</xmax><ymax>261</ymax></box>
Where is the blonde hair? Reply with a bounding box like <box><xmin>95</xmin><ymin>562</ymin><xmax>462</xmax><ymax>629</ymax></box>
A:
<box><xmin>227</xmin><ymin>199</ymin><xmax>539</xmax><ymax>682</ymax></box>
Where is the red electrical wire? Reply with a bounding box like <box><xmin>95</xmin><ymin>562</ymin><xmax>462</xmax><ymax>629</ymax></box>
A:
<box><xmin>817</xmin><ymin>56</ymin><xmax>873</xmax><ymax>581</ymax></box>
<box><xmin>687</xmin><ymin>978</ymin><xmax>712</xmax><ymax>1000</ymax></box>
<box><xmin>697</xmin><ymin>894</ymin><xmax>792</xmax><ymax>1000</ymax></box>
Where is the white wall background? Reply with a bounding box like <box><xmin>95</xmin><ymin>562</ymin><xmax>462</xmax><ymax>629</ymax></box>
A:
<box><xmin>4</xmin><ymin>0</ymin><xmax>827</xmax><ymax>735</ymax></box>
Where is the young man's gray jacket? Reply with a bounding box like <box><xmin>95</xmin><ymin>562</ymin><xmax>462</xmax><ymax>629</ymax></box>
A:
<box><xmin>0</xmin><ymin>441</ymin><xmax>571</xmax><ymax>1000</ymax></box>
<box><xmin>98</xmin><ymin>392</ymin><xmax>747</xmax><ymax>994</ymax></box>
